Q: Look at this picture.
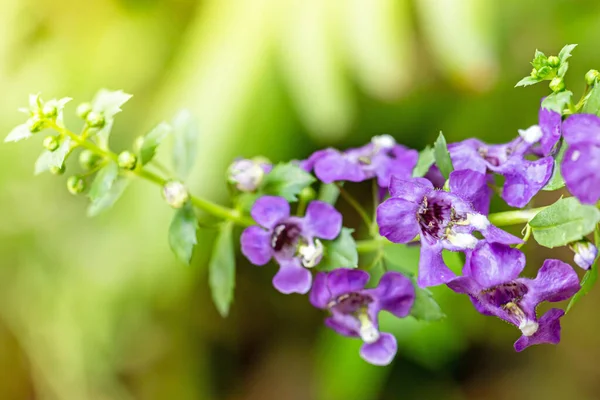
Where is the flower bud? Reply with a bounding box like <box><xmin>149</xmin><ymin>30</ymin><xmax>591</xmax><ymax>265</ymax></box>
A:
<box><xmin>43</xmin><ymin>136</ymin><xmax>60</xmax><ymax>152</ymax></box>
<box><xmin>530</xmin><ymin>68</ymin><xmax>538</xmax><ymax>78</ymax></box>
<box><xmin>42</xmin><ymin>103</ymin><xmax>57</xmax><ymax>119</ymax></box>
<box><xmin>27</xmin><ymin>115</ymin><xmax>44</xmax><ymax>133</ymax></box>
<box><xmin>547</xmin><ymin>55</ymin><xmax>560</xmax><ymax>68</ymax></box>
<box><xmin>585</xmin><ymin>69</ymin><xmax>600</xmax><ymax>86</ymax></box>
<box><xmin>569</xmin><ymin>239</ymin><xmax>597</xmax><ymax>270</ymax></box>
<box><xmin>299</xmin><ymin>186</ymin><xmax>316</xmax><ymax>203</ymax></box>
<box><xmin>227</xmin><ymin>158</ymin><xmax>269</xmax><ymax>192</ymax></box>
<box><xmin>86</xmin><ymin>111</ymin><xmax>105</xmax><ymax>128</ymax></box>
<box><xmin>49</xmin><ymin>165</ymin><xmax>65</xmax><ymax>175</ymax></box>
<box><xmin>117</xmin><ymin>151</ymin><xmax>137</xmax><ymax>170</ymax></box>
<box><xmin>76</xmin><ymin>102</ymin><xmax>93</xmax><ymax>119</ymax></box>
<box><xmin>549</xmin><ymin>77</ymin><xmax>565</xmax><ymax>92</ymax></box>
<box><xmin>536</xmin><ymin>66</ymin><xmax>552</xmax><ymax>79</ymax></box>
<box><xmin>79</xmin><ymin>149</ymin><xmax>101</xmax><ymax>170</ymax></box>
<box><xmin>67</xmin><ymin>175</ymin><xmax>86</xmax><ymax>195</ymax></box>
<box><xmin>162</xmin><ymin>181</ymin><xmax>189</xmax><ymax>208</ymax></box>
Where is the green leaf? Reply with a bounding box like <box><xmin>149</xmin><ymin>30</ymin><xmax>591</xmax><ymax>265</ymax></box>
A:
<box><xmin>34</xmin><ymin>137</ymin><xmax>72</xmax><ymax>175</ymax></box>
<box><xmin>87</xmin><ymin>177</ymin><xmax>129</xmax><ymax>217</ymax></box>
<box><xmin>88</xmin><ymin>162</ymin><xmax>119</xmax><ymax>201</ymax></box>
<box><xmin>582</xmin><ymin>84</ymin><xmax>600</xmax><ymax>116</ymax></box>
<box><xmin>260</xmin><ymin>162</ymin><xmax>316</xmax><ymax>202</ymax></box>
<box><xmin>317</xmin><ymin>228</ymin><xmax>358</xmax><ymax>271</ymax></box>
<box><xmin>530</xmin><ymin>197</ymin><xmax>600</xmax><ymax>248</ymax></box>
<box><xmin>566</xmin><ymin>227</ymin><xmax>600</xmax><ymax>313</ymax></box>
<box><xmin>5</xmin><ymin>124</ymin><xmax>32</xmax><ymax>143</ymax></box>
<box><xmin>209</xmin><ymin>221</ymin><xmax>236</xmax><ymax>317</ymax></box>
<box><xmin>542</xmin><ymin>141</ymin><xmax>566</xmax><ymax>191</ymax></box>
<box><xmin>558</xmin><ymin>44</ymin><xmax>577</xmax><ymax>63</ymax></box>
<box><xmin>557</xmin><ymin>62</ymin><xmax>569</xmax><ymax>78</ymax></box>
<box><xmin>541</xmin><ymin>90</ymin><xmax>572</xmax><ymax>113</ymax></box>
<box><xmin>412</xmin><ymin>146</ymin><xmax>435</xmax><ymax>177</ymax></box>
<box><xmin>433</xmin><ymin>132</ymin><xmax>454</xmax><ymax>180</ymax></box>
<box><xmin>172</xmin><ymin>110</ymin><xmax>199</xmax><ymax>180</ymax></box>
<box><xmin>515</xmin><ymin>76</ymin><xmax>542</xmax><ymax>87</ymax></box>
<box><xmin>168</xmin><ymin>203</ymin><xmax>198</xmax><ymax>264</ymax></box>
<box><xmin>91</xmin><ymin>89</ymin><xmax>133</xmax><ymax>147</ymax></box>
<box><xmin>139</xmin><ymin>122</ymin><xmax>171</xmax><ymax>165</ymax></box>
<box><xmin>410</xmin><ymin>286</ymin><xmax>445</xmax><ymax>321</ymax></box>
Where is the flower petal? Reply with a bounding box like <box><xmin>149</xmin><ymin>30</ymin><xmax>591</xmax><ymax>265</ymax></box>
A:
<box><xmin>468</xmin><ymin>242</ymin><xmax>525</xmax><ymax>287</ymax></box>
<box><xmin>325</xmin><ymin>314</ymin><xmax>360</xmax><ymax>338</ymax></box>
<box><xmin>481</xmin><ymin>224</ymin><xmax>524</xmax><ymax>246</ymax></box>
<box><xmin>446</xmin><ymin>276</ymin><xmax>481</xmax><ymax>296</ymax></box>
<box><xmin>326</xmin><ymin>268</ymin><xmax>370</xmax><ymax>299</ymax></box>
<box><xmin>376</xmin><ymin>198</ymin><xmax>419</xmax><ymax>244</ymax></box>
<box><xmin>240</xmin><ymin>226</ymin><xmax>273</xmax><ymax>266</ymax></box>
<box><xmin>304</xmin><ymin>201</ymin><xmax>343</xmax><ymax>240</ymax></box>
<box><xmin>272</xmin><ymin>260</ymin><xmax>312</xmax><ymax>294</ymax></box>
<box><xmin>388</xmin><ymin>176</ymin><xmax>433</xmax><ymax>202</ymax></box>
<box><xmin>251</xmin><ymin>196</ymin><xmax>290</xmax><ymax>229</ymax></box>
<box><xmin>417</xmin><ymin>244</ymin><xmax>456</xmax><ymax>287</ymax></box>
<box><xmin>375</xmin><ymin>146</ymin><xmax>419</xmax><ymax>188</ymax></box>
<box><xmin>514</xmin><ymin>308</ymin><xmax>564</xmax><ymax>352</ymax></box>
<box><xmin>500</xmin><ymin>157</ymin><xmax>553</xmax><ymax>208</ymax></box>
<box><xmin>448</xmin><ymin>139</ymin><xmax>488</xmax><ymax>174</ymax></box>
<box><xmin>562</xmin><ymin>114</ymin><xmax>600</xmax><ymax>146</ymax></box>
<box><xmin>368</xmin><ymin>272</ymin><xmax>415</xmax><ymax>318</ymax></box>
<box><xmin>523</xmin><ymin>259</ymin><xmax>580</xmax><ymax>306</ymax></box>
<box><xmin>562</xmin><ymin>144</ymin><xmax>600</xmax><ymax>204</ymax></box>
<box><xmin>359</xmin><ymin>333</ymin><xmax>397</xmax><ymax>366</ymax></box>
<box><xmin>539</xmin><ymin>107</ymin><xmax>562</xmax><ymax>156</ymax></box>
<box><xmin>309</xmin><ymin>272</ymin><xmax>332</xmax><ymax>309</ymax></box>
<box><xmin>449</xmin><ymin>169</ymin><xmax>493</xmax><ymax>214</ymax></box>
<box><xmin>314</xmin><ymin>151</ymin><xmax>366</xmax><ymax>183</ymax></box>
<box><xmin>300</xmin><ymin>148</ymin><xmax>336</xmax><ymax>172</ymax></box>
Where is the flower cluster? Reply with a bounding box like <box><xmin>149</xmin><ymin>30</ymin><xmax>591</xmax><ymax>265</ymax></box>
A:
<box><xmin>6</xmin><ymin>44</ymin><xmax>600</xmax><ymax>367</ymax></box>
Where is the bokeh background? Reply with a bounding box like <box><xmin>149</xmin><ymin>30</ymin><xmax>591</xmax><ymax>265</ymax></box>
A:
<box><xmin>1</xmin><ymin>0</ymin><xmax>600</xmax><ymax>399</ymax></box>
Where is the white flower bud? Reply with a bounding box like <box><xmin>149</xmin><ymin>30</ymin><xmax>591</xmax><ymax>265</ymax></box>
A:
<box><xmin>163</xmin><ymin>181</ymin><xmax>189</xmax><ymax>209</ymax></box>
<box><xmin>371</xmin><ymin>134</ymin><xmax>395</xmax><ymax>150</ymax></box>
<box><xmin>228</xmin><ymin>158</ymin><xmax>267</xmax><ymax>192</ymax></box>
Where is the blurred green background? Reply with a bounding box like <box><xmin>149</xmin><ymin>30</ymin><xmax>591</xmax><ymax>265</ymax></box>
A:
<box><xmin>1</xmin><ymin>0</ymin><xmax>600</xmax><ymax>399</ymax></box>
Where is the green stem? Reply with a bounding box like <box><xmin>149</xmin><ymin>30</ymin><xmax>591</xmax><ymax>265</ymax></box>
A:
<box><xmin>51</xmin><ymin>123</ymin><xmax>255</xmax><ymax>227</ymax></box>
<box><xmin>335</xmin><ymin>183</ymin><xmax>373</xmax><ymax>227</ymax></box>
<box><xmin>487</xmin><ymin>207</ymin><xmax>545</xmax><ymax>226</ymax></box>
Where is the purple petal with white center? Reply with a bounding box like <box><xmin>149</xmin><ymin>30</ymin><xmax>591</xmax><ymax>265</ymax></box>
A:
<box><xmin>309</xmin><ymin>272</ymin><xmax>332</xmax><ymax>309</ymax></box>
<box><xmin>240</xmin><ymin>226</ymin><xmax>273</xmax><ymax>266</ymax></box>
<box><xmin>514</xmin><ymin>308</ymin><xmax>564</xmax><ymax>352</ymax></box>
<box><xmin>468</xmin><ymin>243</ymin><xmax>525</xmax><ymax>287</ymax></box>
<box><xmin>359</xmin><ymin>333</ymin><xmax>397</xmax><ymax>366</ymax></box>
<box><xmin>368</xmin><ymin>272</ymin><xmax>415</xmax><ymax>318</ymax></box>
<box><xmin>388</xmin><ymin>176</ymin><xmax>433</xmax><ymax>203</ymax></box>
<box><xmin>539</xmin><ymin>106</ymin><xmax>562</xmax><ymax>156</ymax></box>
<box><xmin>500</xmin><ymin>157</ymin><xmax>553</xmax><ymax>208</ymax></box>
<box><xmin>251</xmin><ymin>196</ymin><xmax>290</xmax><ymax>229</ymax></box>
<box><xmin>326</xmin><ymin>268</ymin><xmax>370</xmax><ymax>299</ymax></box>
<box><xmin>522</xmin><ymin>259</ymin><xmax>580</xmax><ymax>306</ymax></box>
<box><xmin>272</xmin><ymin>259</ymin><xmax>312</xmax><ymax>294</ymax></box>
<box><xmin>313</xmin><ymin>151</ymin><xmax>366</xmax><ymax>183</ymax></box>
<box><xmin>304</xmin><ymin>200</ymin><xmax>343</xmax><ymax>240</ymax></box>
<box><xmin>562</xmin><ymin>144</ymin><xmax>600</xmax><ymax>204</ymax></box>
<box><xmin>562</xmin><ymin>114</ymin><xmax>600</xmax><ymax>146</ymax></box>
<box><xmin>376</xmin><ymin>198</ymin><xmax>420</xmax><ymax>244</ymax></box>
<box><xmin>417</xmin><ymin>244</ymin><xmax>456</xmax><ymax>287</ymax></box>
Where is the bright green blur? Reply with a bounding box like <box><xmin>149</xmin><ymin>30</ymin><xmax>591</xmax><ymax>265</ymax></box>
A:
<box><xmin>0</xmin><ymin>1</ymin><xmax>599</xmax><ymax>399</ymax></box>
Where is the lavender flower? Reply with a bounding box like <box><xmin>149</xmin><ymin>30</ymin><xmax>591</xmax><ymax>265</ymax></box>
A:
<box><xmin>310</xmin><ymin>268</ymin><xmax>415</xmax><ymax>365</ymax></box>
<box><xmin>561</xmin><ymin>114</ymin><xmax>600</xmax><ymax>204</ymax></box>
<box><xmin>537</xmin><ymin>105</ymin><xmax>562</xmax><ymax>156</ymax></box>
<box><xmin>377</xmin><ymin>170</ymin><xmax>522</xmax><ymax>287</ymax></box>
<box><xmin>449</xmin><ymin>134</ymin><xmax>553</xmax><ymax>208</ymax></box>
<box><xmin>447</xmin><ymin>242</ymin><xmax>580</xmax><ymax>351</ymax></box>
<box><xmin>228</xmin><ymin>158</ymin><xmax>272</xmax><ymax>192</ymax></box>
<box><xmin>569</xmin><ymin>239</ymin><xmax>598</xmax><ymax>270</ymax></box>
<box><xmin>302</xmin><ymin>135</ymin><xmax>418</xmax><ymax>189</ymax></box>
<box><xmin>240</xmin><ymin>196</ymin><xmax>342</xmax><ymax>294</ymax></box>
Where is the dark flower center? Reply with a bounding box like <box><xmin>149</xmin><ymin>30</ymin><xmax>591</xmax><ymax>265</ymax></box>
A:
<box><xmin>329</xmin><ymin>292</ymin><xmax>373</xmax><ymax>315</ymax></box>
<box><xmin>478</xmin><ymin>146</ymin><xmax>512</xmax><ymax>167</ymax></box>
<box><xmin>271</xmin><ymin>222</ymin><xmax>302</xmax><ymax>253</ymax></box>
<box><xmin>480</xmin><ymin>281</ymin><xmax>528</xmax><ymax>308</ymax></box>
<box><xmin>417</xmin><ymin>195</ymin><xmax>455</xmax><ymax>241</ymax></box>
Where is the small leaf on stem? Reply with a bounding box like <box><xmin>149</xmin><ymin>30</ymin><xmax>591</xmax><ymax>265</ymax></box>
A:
<box><xmin>169</xmin><ymin>202</ymin><xmax>199</xmax><ymax>264</ymax></box>
<box><xmin>209</xmin><ymin>221</ymin><xmax>236</xmax><ymax>317</ymax></box>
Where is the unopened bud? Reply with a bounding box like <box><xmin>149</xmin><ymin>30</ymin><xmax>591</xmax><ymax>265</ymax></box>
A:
<box><xmin>530</xmin><ymin>68</ymin><xmax>538</xmax><ymax>78</ymax></box>
<box><xmin>86</xmin><ymin>111</ymin><xmax>105</xmax><ymax>128</ymax></box>
<box><xmin>549</xmin><ymin>77</ymin><xmax>565</xmax><ymax>92</ymax></box>
<box><xmin>43</xmin><ymin>136</ymin><xmax>60</xmax><ymax>151</ymax></box>
<box><xmin>76</xmin><ymin>102</ymin><xmax>93</xmax><ymax>119</ymax></box>
<box><xmin>547</xmin><ymin>55</ymin><xmax>560</xmax><ymax>68</ymax></box>
<box><xmin>27</xmin><ymin>115</ymin><xmax>44</xmax><ymax>133</ymax></box>
<box><xmin>49</xmin><ymin>165</ymin><xmax>65</xmax><ymax>175</ymax></box>
<box><xmin>228</xmin><ymin>158</ymin><xmax>270</xmax><ymax>192</ymax></box>
<box><xmin>42</xmin><ymin>103</ymin><xmax>57</xmax><ymax>119</ymax></box>
<box><xmin>536</xmin><ymin>66</ymin><xmax>552</xmax><ymax>79</ymax></box>
<box><xmin>67</xmin><ymin>175</ymin><xmax>86</xmax><ymax>195</ymax></box>
<box><xmin>585</xmin><ymin>69</ymin><xmax>600</xmax><ymax>86</ymax></box>
<box><xmin>162</xmin><ymin>181</ymin><xmax>189</xmax><ymax>208</ymax></box>
<box><xmin>117</xmin><ymin>151</ymin><xmax>137</xmax><ymax>170</ymax></box>
<box><xmin>79</xmin><ymin>149</ymin><xmax>101</xmax><ymax>170</ymax></box>
<box><xmin>569</xmin><ymin>239</ymin><xmax>597</xmax><ymax>270</ymax></box>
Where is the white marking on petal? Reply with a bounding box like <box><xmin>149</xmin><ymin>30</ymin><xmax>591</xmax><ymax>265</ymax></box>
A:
<box><xmin>447</xmin><ymin>233</ymin><xmax>478</xmax><ymax>249</ymax></box>
<box><xmin>571</xmin><ymin>150</ymin><xmax>581</xmax><ymax>161</ymax></box>
<box><xmin>358</xmin><ymin>313</ymin><xmax>380</xmax><ymax>344</ymax></box>
<box><xmin>371</xmin><ymin>134</ymin><xmax>395</xmax><ymax>149</ymax></box>
<box><xmin>467</xmin><ymin>213</ymin><xmax>490</xmax><ymax>230</ymax></box>
<box><xmin>519</xmin><ymin>319</ymin><xmax>539</xmax><ymax>337</ymax></box>
<box><xmin>298</xmin><ymin>239</ymin><xmax>323</xmax><ymax>268</ymax></box>
<box><xmin>518</xmin><ymin>125</ymin><xmax>543</xmax><ymax>144</ymax></box>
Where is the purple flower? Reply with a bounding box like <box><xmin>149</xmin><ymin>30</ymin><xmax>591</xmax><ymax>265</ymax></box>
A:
<box><xmin>537</xmin><ymin>105</ymin><xmax>562</xmax><ymax>156</ymax></box>
<box><xmin>447</xmin><ymin>242</ymin><xmax>580</xmax><ymax>351</ymax></box>
<box><xmin>240</xmin><ymin>196</ymin><xmax>342</xmax><ymax>294</ymax></box>
<box><xmin>310</xmin><ymin>268</ymin><xmax>415</xmax><ymax>366</ymax></box>
<box><xmin>561</xmin><ymin>114</ymin><xmax>600</xmax><ymax>204</ymax></box>
<box><xmin>228</xmin><ymin>158</ymin><xmax>272</xmax><ymax>192</ymax></box>
<box><xmin>302</xmin><ymin>135</ymin><xmax>418</xmax><ymax>189</ymax></box>
<box><xmin>448</xmin><ymin>135</ymin><xmax>553</xmax><ymax>208</ymax></box>
<box><xmin>569</xmin><ymin>239</ymin><xmax>598</xmax><ymax>270</ymax></box>
<box><xmin>377</xmin><ymin>170</ymin><xmax>522</xmax><ymax>287</ymax></box>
